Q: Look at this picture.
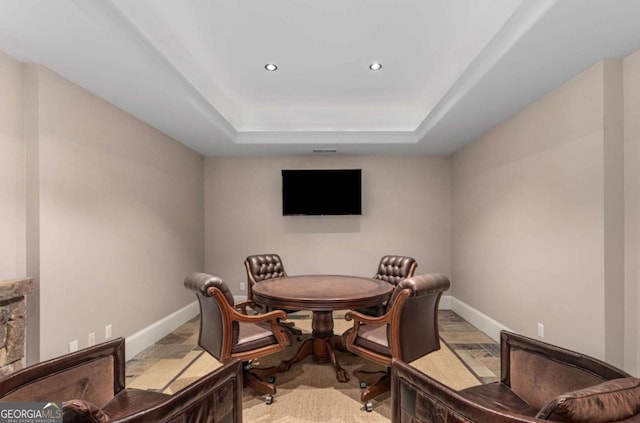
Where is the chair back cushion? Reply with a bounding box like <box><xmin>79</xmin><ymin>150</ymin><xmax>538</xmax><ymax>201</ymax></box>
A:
<box><xmin>0</xmin><ymin>338</ymin><xmax>125</xmax><ymax>409</ymax></box>
<box><xmin>392</xmin><ymin>273</ymin><xmax>450</xmax><ymax>363</ymax></box>
<box><xmin>374</xmin><ymin>255</ymin><xmax>417</xmax><ymax>285</ymax></box>
<box><xmin>246</xmin><ymin>254</ymin><xmax>287</xmax><ymax>282</ymax></box>
<box><xmin>509</xmin><ymin>348</ymin><xmax>609</xmax><ymax>410</ymax></box>
<box><xmin>184</xmin><ymin>273</ymin><xmax>238</xmax><ymax>360</ymax></box>
<box><xmin>0</xmin><ymin>356</ymin><xmax>116</xmax><ymax>408</ymax></box>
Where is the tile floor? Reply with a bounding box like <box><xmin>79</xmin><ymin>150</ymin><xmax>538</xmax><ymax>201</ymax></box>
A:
<box><xmin>125</xmin><ymin>309</ymin><xmax>500</xmax><ymax>390</ymax></box>
<box><xmin>438</xmin><ymin>310</ymin><xmax>500</xmax><ymax>384</ymax></box>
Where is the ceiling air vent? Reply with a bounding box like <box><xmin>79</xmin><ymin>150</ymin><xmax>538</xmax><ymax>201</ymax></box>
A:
<box><xmin>312</xmin><ymin>149</ymin><xmax>337</xmax><ymax>154</ymax></box>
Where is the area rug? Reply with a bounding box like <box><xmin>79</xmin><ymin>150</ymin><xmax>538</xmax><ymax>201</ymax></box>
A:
<box><xmin>130</xmin><ymin>314</ymin><xmax>481</xmax><ymax>422</ymax></box>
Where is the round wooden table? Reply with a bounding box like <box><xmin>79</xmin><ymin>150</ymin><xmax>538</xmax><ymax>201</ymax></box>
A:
<box><xmin>251</xmin><ymin>275</ymin><xmax>393</xmax><ymax>382</ymax></box>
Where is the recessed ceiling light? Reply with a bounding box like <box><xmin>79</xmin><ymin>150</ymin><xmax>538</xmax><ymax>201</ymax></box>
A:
<box><xmin>265</xmin><ymin>63</ymin><xmax>278</xmax><ymax>71</ymax></box>
<box><xmin>369</xmin><ymin>62</ymin><xmax>382</xmax><ymax>71</ymax></box>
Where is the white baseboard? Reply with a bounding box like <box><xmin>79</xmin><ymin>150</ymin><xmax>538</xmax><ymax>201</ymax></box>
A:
<box><xmin>447</xmin><ymin>296</ymin><xmax>512</xmax><ymax>343</ymax></box>
<box><xmin>125</xmin><ymin>301</ymin><xmax>199</xmax><ymax>360</ymax></box>
<box><xmin>125</xmin><ymin>296</ymin><xmax>248</xmax><ymax>361</ymax></box>
<box><xmin>439</xmin><ymin>294</ymin><xmax>452</xmax><ymax>310</ymax></box>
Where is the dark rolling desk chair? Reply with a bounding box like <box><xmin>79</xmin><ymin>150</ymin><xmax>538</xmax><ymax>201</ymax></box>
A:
<box><xmin>374</xmin><ymin>255</ymin><xmax>417</xmax><ymax>285</ymax></box>
<box><xmin>185</xmin><ymin>272</ymin><xmax>290</xmax><ymax>404</ymax></box>
<box><xmin>245</xmin><ymin>254</ymin><xmax>303</xmax><ymax>339</ymax></box>
<box><xmin>344</xmin><ymin>273</ymin><xmax>450</xmax><ymax>412</ymax></box>
<box><xmin>355</xmin><ymin>255</ymin><xmax>418</xmax><ymax>316</ymax></box>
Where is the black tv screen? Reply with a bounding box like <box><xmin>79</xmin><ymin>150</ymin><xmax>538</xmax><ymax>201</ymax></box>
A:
<box><xmin>282</xmin><ymin>169</ymin><xmax>362</xmax><ymax>216</ymax></box>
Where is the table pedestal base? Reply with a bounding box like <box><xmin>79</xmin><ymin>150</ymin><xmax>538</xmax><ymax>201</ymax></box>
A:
<box><xmin>276</xmin><ymin>310</ymin><xmax>349</xmax><ymax>382</ymax></box>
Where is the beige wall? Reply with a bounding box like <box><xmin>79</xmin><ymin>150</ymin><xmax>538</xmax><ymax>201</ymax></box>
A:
<box><xmin>602</xmin><ymin>60</ymin><xmax>625</xmax><ymax>368</ymax></box>
<box><xmin>34</xmin><ymin>66</ymin><xmax>205</xmax><ymax>360</ymax></box>
<box><xmin>452</xmin><ymin>60</ymin><xmax>625</xmax><ymax>365</ymax></box>
<box><xmin>204</xmin><ymin>155</ymin><xmax>450</xmax><ymax>288</ymax></box>
<box><xmin>624</xmin><ymin>49</ymin><xmax>640</xmax><ymax>374</ymax></box>
<box><xmin>4</xmin><ymin>41</ymin><xmax>639</xmax><ymax>372</ymax></box>
<box><xmin>0</xmin><ymin>51</ymin><xmax>26</xmax><ymax>279</ymax></box>
<box><xmin>1</xmin><ymin>54</ymin><xmax>205</xmax><ymax>361</ymax></box>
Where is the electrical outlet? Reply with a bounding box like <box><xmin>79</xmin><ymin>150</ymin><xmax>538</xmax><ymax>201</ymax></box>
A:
<box><xmin>69</xmin><ymin>339</ymin><xmax>78</xmax><ymax>352</ymax></box>
<box><xmin>240</xmin><ymin>282</ymin><xmax>246</xmax><ymax>291</ymax></box>
<box><xmin>537</xmin><ymin>322</ymin><xmax>544</xmax><ymax>338</ymax></box>
<box><xmin>105</xmin><ymin>324</ymin><xmax>112</xmax><ymax>340</ymax></box>
<box><xmin>88</xmin><ymin>332</ymin><xmax>96</xmax><ymax>346</ymax></box>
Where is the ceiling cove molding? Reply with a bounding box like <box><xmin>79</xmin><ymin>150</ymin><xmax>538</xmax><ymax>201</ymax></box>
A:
<box><xmin>414</xmin><ymin>0</ymin><xmax>557</xmax><ymax>143</ymax></box>
<box><xmin>235</xmin><ymin>131</ymin><xmax>418</xmax><ymax>145</ymax></box>
<box><xmin>103</xmin><ymin>0</ymin><xmax>237</xmax><ymax>140</ymax></box>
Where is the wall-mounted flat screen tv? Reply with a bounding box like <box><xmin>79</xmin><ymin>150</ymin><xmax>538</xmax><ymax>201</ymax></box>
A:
<box><xmin>282</xmin><ymin>169</ymin><xmax>362</xmax><ymax>216</ymax></box>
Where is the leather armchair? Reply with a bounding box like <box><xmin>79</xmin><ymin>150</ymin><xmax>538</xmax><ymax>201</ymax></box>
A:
<box><xmin>391</xmin><ymin>330</ymin><xmax>640</xmax><ymax>423</ymax></box>
<box><xmin>0</xmin><ymin>337</ymin><xmax>243</xmax><ymax>422</ymax></box>
<box><xmin>244</xmin><ymin>254</ymin><xmax>303</xmax><ymax>338</ymax></box>
<box><xmin>184</xmin><ymin>272</ymin><xmax>290</xmax><ymax>404</ymax></box>
<box><xmin>356</xmin><ymin>255</ymin><xmax>418</xmax><ymax>316</ymax></box>
<box><xmin>344</xmin><ymin>273</ymin><xmax>450</xmax><ymax>412</ymax></box>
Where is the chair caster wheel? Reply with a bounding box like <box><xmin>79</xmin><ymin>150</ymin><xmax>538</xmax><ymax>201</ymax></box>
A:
<box><xmin>267</xmin><ymin>376</ymin><xmax>276</xmax><ymax>383</ymax></box>
<box><xmin>365</xmin><ymin>402</ymin><xmax>373</xmax><ymax>412</ymax></box>
<box><xmin>359</xmin><ymin>381</ymin><xmax>367</xmax><ymax>389</ymax></box>
<box><xmin>265</xmin><ymin>395</ymin><xmax>274</xmax><ymax>405</ymax></box>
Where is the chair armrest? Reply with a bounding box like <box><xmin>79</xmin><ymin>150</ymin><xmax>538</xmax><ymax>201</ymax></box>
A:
<box><xmin>208</xmin><ymin>288</ymin><xmax>287</xmax><ymax>324</ymax></box>
<box><xmin>110</xmin><ymin>359</ymin><xmax>243</xmax><ymax>423</ymax></box>
<box><xmin>0</xmin><ymin>338</ymin><xmax>126</xmax><ymax>407</ymax></box>
<box><xmin>209</xmin><ymin>288</ymin><xmax>290</xmax><ymax>348</ymax></box>
<box><xmin>344</xmin><ymin>289</ymin><xmax>411</xmax><ymax>327</ymax></box>
<box><xmin>230</xmin><ymin>307</ymin><xmax>290</xmax><ymax>347</ymax></box>
<box><xmin>344</xmin><ymin>292</ymin><xmax>411</xmax><ymax>356</ymax></box>
<box><xmin>344</xmin><ymin>309</ymin><xmax>394</xmax><ymax>350</ymax></box>
<box><xmin>234</xmin><ymin>300</ymin><xmax>259</xmax><ymax>314</ymax></box>
<box><xmin>344</xmin><ymin>309</ymin><xmax>393</xmax><ymax>325</ymax></box>
<box><xmin>391</xmin><ymin>359</ymin><xmax>544</xmax><ymax>423</ymax></box>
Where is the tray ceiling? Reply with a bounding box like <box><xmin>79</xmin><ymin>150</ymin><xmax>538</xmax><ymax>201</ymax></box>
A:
<box><xmin>1</xmin><ymin>0</ymin><xmax>639</xmax><ymax>155</ymax></box>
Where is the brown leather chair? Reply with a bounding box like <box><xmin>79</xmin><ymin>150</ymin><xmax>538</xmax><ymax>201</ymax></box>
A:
<box><xmin>244</xmin><ymin>254</ymin><xmax>303</xmax><ymax>338</ymax></box>
<box><xmin>391</xmin><ymin>330</ymin><xmax>640</xmax><ymax>423</ymax></box>
<box><xmin>185</xmin><ymin>272</ymin><xmax>290</xmax><ymax>405</ymax></box>
<box><xmin>373</xmin><ymin>255</ymin><xmax>417</xmax><ymax>285</ymax></box>
<box><xmin>343</xmin><ymin>273</ymin><xmax>450</xmax><ymax>412</ymax></box>
<box><xmin>0</xmin><ymin>337</ymin><xmax>243</xmax><ymax>422</ymax></box>
<box><xmin>356</xmin><ymin>255</ymin><xmax>418</xmax><ymax>316</ymax></box>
